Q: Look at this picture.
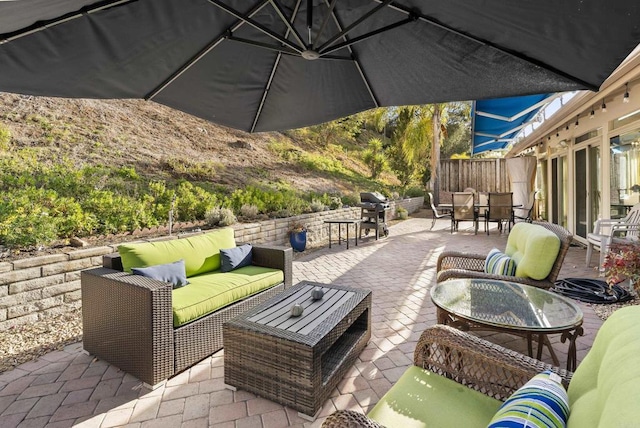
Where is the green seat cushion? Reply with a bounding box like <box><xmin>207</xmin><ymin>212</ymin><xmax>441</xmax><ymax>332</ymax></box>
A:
<box><xmin>118</xmin><ymin>228</ymin><xmax>236</xmax><ymax>277</ymax></box>
<box><xmin>171</xmin><ymin>266</ymin><xmax>284</xmax><ymax>327</ymax></box>
<box><xmin>367</xmin><ymin>366</ymin><xmax>502</xmax><ymax>428</ymax></box>
<box><xmin>505</xmin><ymin>223</ymin><xmax>560</xmax><ymax>280</ymax></box>
<box><xmin>567</xmin><ymin>305</ymin><xmax>640</xmax><ymax>428</ymax></box>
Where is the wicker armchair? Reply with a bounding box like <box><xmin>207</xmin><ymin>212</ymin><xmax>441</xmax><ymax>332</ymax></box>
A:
<box><xmin>322</xmin><ymin>324</ymin><xmax>571</xmax><ymax>428</ymax></box>
<box><xmin>437</xmin><ymin>221</ymin><xmax>572</xmax><ymax>289</ymax></box>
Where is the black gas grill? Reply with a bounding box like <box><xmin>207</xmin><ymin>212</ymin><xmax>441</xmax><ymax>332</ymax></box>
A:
<box><xmin>358</xmin><ymin>192</ymin><xmax>390</xmax><ymax>239</ymax></box>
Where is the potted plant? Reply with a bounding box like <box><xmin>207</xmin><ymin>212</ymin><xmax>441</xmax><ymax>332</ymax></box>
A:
<box><xmin>603</xmin><ymin>241</ymin><xmax>640</xmax><ymax>293</ymax></box>
<box><xmin>396</xmin><ymin>206</ymin><xmax>408</xmax><ymax>220</ymax></box>
<box><xmin>288</xmin><ymin>221</ymin><xmax>307</xmax><ymax>252</ymax></box>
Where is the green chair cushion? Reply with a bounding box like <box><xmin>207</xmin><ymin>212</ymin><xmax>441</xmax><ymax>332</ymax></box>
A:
<box><xmin>505</xmin><ymin>223</ymin><xmax>560</xmax><ymax>280</ymax></box>
<box><xmin>367</xmin><ymin>366</ymin><xmax>502</xmax><ymax>428</ymax></box>
<box><xmin>171</xmin><ymin>266</ymin><xmax>284</xmax><ymax>327</ymax></box>
<box><xmin>118</xmin><ymin>228</ymin><xmax>236</xmax><ymax>277</ymax></box>
<box><xmin>567</xmin><ymin>305</ymin><xmax>640</xmax><ymax>428</ymax></box>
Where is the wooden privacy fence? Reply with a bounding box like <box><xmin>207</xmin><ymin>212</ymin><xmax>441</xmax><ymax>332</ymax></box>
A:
<box><xmin>439</xmin><ymin>159</ymin><xmax>510</xmax><ymax>202</ymax></box>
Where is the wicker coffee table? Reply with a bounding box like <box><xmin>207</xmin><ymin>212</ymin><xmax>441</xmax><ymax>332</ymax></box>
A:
<box><xmin>223</xmin><ymin>281</ymin><xmax>372</xmax><ymax>419</ymax></box>
<box><xmin>431</xmin><ymin>278</ymin><xmax>584</xmax><ymax>370</ymax></box>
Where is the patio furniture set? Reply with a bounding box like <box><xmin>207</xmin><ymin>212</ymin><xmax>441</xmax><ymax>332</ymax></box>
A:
<box><xmin>431</xmin><ymin>190</ymin><xmax>532</xmax><ymax>235</ymax></box>
<box><xmin>79</xmin><ymin>219</ymin><xmax>621</xmax><ymax>425</ymax></box>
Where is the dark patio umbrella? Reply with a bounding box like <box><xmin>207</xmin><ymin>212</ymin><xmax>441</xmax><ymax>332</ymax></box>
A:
<box><xmin>0</xmin><ymin>1</ymin><xmax>638</xmax><ymax>132</ymax></box>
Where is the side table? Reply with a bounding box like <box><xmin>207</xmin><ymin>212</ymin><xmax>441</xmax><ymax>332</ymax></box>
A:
<box><xmin>324</xmin><ymin>219</ymin><xmax>362</xmax><ymax>249</ymax></box>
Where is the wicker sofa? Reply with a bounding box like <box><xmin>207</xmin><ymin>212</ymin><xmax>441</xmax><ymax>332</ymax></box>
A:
<box><xmin>323</xmin><ymin>305</ymin><xmax>640</xmax><ymax>427</ymax></box>
<box><xmin>81</xmin><ymin>228</ymin><xmax>292</xmax><ymax>387</ymax></box>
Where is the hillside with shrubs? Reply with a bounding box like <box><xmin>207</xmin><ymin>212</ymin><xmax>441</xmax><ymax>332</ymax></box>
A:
<box><xmin>0</xmin><ymin>92</ymin><xmax>440</xmax><ymax>254</ymax></box>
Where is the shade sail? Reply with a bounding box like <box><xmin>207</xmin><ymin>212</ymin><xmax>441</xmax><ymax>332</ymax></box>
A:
<box><xmin>0</xmin><ymin>1</ymin><xmax>639</xmax><ymax>133</ymax></box>
<box><xmin>471</xmin><ymin>94</ymin><xmax>557</xmax><ymax>155</ymax></box>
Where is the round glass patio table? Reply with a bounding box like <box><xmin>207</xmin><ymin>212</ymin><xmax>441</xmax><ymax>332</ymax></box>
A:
<box><xmin>431</xmin><ymin>278</ymin><xmax>584</xmax><ymax>371</ymax></box>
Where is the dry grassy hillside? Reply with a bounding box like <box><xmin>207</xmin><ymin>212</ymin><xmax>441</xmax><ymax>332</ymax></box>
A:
<box><xmin>0</xmin><ymin>92</ymin><xmax>387</xmax><ymax>193</ymax></box>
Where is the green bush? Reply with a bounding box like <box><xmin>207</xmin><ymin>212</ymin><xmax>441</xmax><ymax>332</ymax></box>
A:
<box><xmin>310</xmin><ymin>199</ymin><xmax>327</xmax><ymax>212</ymax></box>
<box><xmin>205</xmin><ymin>207</ymin><xmax>237</xmax><ymax>227</ymax></box>
<box><xmin>0</xmin><ymin>208</ymin><xmax>58</xmax><ymax>248</ymax></box>
<box><xmin>0</xmin><ymin>125</ymin><xmax>10</xmax><ymax>151</ymax></box>
<box><xmin>174</xmin><ymin>181</ymin><xmax>217</xmax><ymax>221</ymax></box>
<box><xmin>341</xmin><ymin>193</ymin><xmax>360</xmax><ymax>207</ymax></box>
<box><xmin>229</xmin><ymin>185</ymin><xmax>310</xmax><ymax>216</ymax></box>
<box><xmin>405</xmin><ymin>186</ymin><xmax>425</xmax><ymax>198</ymax></box>
<box><xmin>239</xmin><ymin>204</ymin><xmax>260</xmax><ymax>220</ymax></box>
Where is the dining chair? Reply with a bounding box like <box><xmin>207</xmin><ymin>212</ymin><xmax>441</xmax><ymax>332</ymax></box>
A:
<box><xmin>428</xmin><ymin>192</ymin><xmax>451</xmax><ymax>230</ymax></box>
<box><xmin>485</xmin><ymin>192</ymin><xmax>514</xmax><ymax>235</ymax></box>
<box><xmin>476</xmin><ymin>192</ymin><xmax>489</xmax><ymax>232</ymax></box>
<box><xmin>451</xmin><ymin>192</ymin><xmax>478</xmax><ymax>234</ymax></box>
<box><xmin>514</xmin><ymin>190</ymin><xmax>536</xmax><ymax>223</ymax></box>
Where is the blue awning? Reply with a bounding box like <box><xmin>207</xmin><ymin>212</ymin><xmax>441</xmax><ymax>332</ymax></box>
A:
<box><xmin>471</xmin><ymin>94</ymin><xmax>558</xmax><ymax>155</ymax></box>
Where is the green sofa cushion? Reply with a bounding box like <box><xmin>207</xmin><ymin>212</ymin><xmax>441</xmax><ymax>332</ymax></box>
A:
<box><xmin>118</xmin><ymin>228</ymin><xmax>236</xmax><ymax>277</ymax></box>
<box><xmin>505</xmin><ymin>223</ymin><xmax>560</xmax><ymax>280</ymax></box>
<box><xmin>567</xmin><ymin>305</ymin><xmax>640</xmax><ymax>428</ymax></box>
<box><xmin>171</xmin><ymin>266</ymin><xmax>284</xmax><ymax>327</ymax></box>
<box><xmin>367</xmin><ymin>366</ymin><xmax>502</xmax><ymax>428</ymax></box>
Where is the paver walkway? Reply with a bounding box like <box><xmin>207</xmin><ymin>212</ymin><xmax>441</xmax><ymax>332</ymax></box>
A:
<box><xmin>0</xmin><ymin>213</ymin><xmax>606</xmax><ymax>427</ymax></box>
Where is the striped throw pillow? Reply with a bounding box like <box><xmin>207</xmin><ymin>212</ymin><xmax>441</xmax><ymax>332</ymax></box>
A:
<box><xmin>484</xmin><ymin>248</ymin><xmax>517</xmax><ymax>276</ymax></box>
<box><xmin>487</xmin><ymin>370</ymin><xmax>569</xmax><ymax>428</ymax></box>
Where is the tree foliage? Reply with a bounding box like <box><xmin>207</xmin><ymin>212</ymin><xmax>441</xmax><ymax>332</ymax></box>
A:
<box><xmin>362</xmin><ymin>138</ymin><xmax>388</xmax><ymax>179</ymax></box>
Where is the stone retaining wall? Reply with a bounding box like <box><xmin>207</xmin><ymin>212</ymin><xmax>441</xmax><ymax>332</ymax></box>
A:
<box><xmin>0</xmin><ymin>197</ymin><xmax>423</xmax><ymax>331</ymax></box>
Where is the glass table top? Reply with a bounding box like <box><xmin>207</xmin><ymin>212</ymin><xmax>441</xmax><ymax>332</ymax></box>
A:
<box><xmin>431</xmin><ymin>278</ymin><xmax>583</xmax><ymax>331</ymax></box>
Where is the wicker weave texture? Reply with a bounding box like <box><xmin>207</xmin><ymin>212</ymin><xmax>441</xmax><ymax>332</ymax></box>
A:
<box><xmin>224</xmin><ymin>282</ymin><xmax>371</xmax><ymax>417</ymax></box>
<box><xmin>81</xmin><ymin>268</ymin><xmax>174</xmax><ymax>386</ymax></box>
<box><xmin>81</xmin><ymin>245</ymin><xmax>292</xmax><ymax>386</ymax></box>
<box><xmin>414</xmin><ymin>325</ymin><xmax>572</xmax><ymax>399</ymax></box>
<box><xmin>321</xmin><ymin>410</ymin><xmax>385</xmax><ymax>428</ymax></box>
<box><xmin>436</xmin><ymin>221</ymin><xmax>573</xmax><ymax>289</ymax></box>
<box><xmin>322</xmin><ymin>324</ymin><xmax>572</xmax><ymax>427</ymax></box>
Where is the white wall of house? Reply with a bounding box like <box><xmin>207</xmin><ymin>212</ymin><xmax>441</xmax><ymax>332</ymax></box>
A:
<box><xmin>512</xmin><ymin>51</ymin><xmax>640</xmax><ymax>244</ymax></box>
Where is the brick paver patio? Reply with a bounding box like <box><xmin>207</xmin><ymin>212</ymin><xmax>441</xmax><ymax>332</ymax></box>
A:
<box><xmin>0</xmin><ymin>212</ymin><xmax>607</xmax><ymax>427</ymax></box>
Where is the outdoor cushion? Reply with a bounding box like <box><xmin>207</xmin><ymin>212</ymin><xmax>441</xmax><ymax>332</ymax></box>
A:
<box><xmin>118</xmin><ymin>228</ymin><xmax>236</xmax><ymax>277</ymax></box>
<box><xmin>367</xmin><ymin>365</ymin><xmax>502</xmax><ymax>428</ymax></box>
<box><xmin>488</xmin><ymin>370</ymin><xmax>569</xmax><ymax>428</ymax></box>
<box><xmin>171</xmin><ymin>266</ymin><xmax>284</xmax><ymax>327</ymax></box>
<box><xmin>131</xmin><ymin>259</ymin><xmax>189</xmax><ymax>289</ymax></box>
<box><xmin>484</xmin><ymin>248</ymin><xmax>517</xmax><ymax>276</ymax></box>
<box><xmin>220</xmin><ymin>244</ymin><xmax>252</xmax><ymax>272</ymax></box>
<box><xmin>566</xmin><ymin>305</ymin><xmax>640</xmax><ymax>428</ymax></box>
<box><xmin>505</xmin><ymin>223</ymin><xmax>560</xmax><ymax>280</ymax></box>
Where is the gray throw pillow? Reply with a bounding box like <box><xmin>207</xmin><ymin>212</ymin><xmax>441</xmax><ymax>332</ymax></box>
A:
<box><xmin>132</xmin><ymin>259</ymin><xmax>189</xmax><ymax>289</ymax></box>
<box><xmin>220</xmin><ymin>244</ymin><xmax>253</xmax><ymax>272</ymax></box>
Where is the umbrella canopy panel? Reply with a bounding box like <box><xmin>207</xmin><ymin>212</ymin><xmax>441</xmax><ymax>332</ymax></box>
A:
<box><xmin>0</xmin><ymin>0</ymin><xmax>639</xmax><ymax>132</ymax></box>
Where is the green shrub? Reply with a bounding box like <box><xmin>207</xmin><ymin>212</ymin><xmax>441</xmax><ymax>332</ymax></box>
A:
<box><xmin>229</xmin><ymin>185</ymin><xmax>310</xmax><ymax>216</ymax></box>
<box><xmin>405</xmin><ymin>186</ymin><xmax>425</xmax><ymax>198</ymax></box>
<box><xmin>341</xmin><ymin>193</ymin><xmax>360</xmax><ymax>207</ymax></box>
<box><xmin>0</xmin><ymin>208</ymin><xmax>58</xmax><ymax>248</ymax></box>
<box><xmin>81</xmin><ymin>190</ymin><xmax>154</xmax><ymax>234</ymax></box>
<box><xmin>175</xmin><ymin>181</ymin><xmax>217</xmax><ymax>221</ymax></box>
<box><xmin>49</xmin><ymin>197</ymin><xmax>97</xmax><ymax>238</ymax></box>
<box><xmin>310</xmin><ymin>199</ymin><xmax>327</xmax><ymax>212</ymax></box>
<box><xmin>0</xmin><ymin>125</ymin><xmax>10</xmax><ymax>151</ymax></box>
<box><xmin>239</xmin><ymin>204</ymin><xmax>260</xmax><ymax>220</ymax></box>
<box><xmin>164</xmin><ymin>158</ymin><xmax>218</xmax><ymax>181</ymax></box>
<box><xmin>205</xmin><ymin>207</ymin><xmax>237</xmax><ymax>227</ymax></box>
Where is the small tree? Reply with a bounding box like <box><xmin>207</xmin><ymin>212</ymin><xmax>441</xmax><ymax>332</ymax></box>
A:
<box><xmin>362</xmin><ymin>138</ymin><xmax>388</xmax><ymax>179</ymax></box>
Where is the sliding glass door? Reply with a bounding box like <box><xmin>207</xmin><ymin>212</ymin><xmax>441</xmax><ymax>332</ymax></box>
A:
<box><xmin>575</xmin><ymin>145</ymin><xmax>601</xmax><ymax>238</ymax></box>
